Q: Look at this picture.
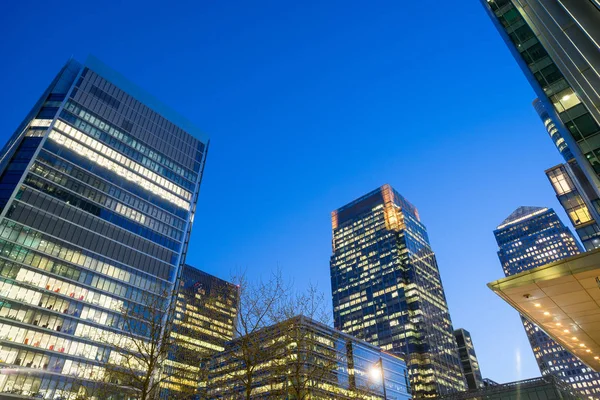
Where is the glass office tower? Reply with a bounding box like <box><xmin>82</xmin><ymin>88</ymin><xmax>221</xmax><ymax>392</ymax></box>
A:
<box><xmin>453</xmin><ymin>328</ymin><xmax>483</xmax><ymax>390</ymax></box>
<box><xmin>0</xmin><ymin>56</ymin><xmax>208</xmax><ymax>398</ymax></box>
<box><xmin>330</xmin><ymin>184</ymin><xmax>466</xmax><ymax>398</ymax></box>
<box><xmin>481</xmin><ymin>0</ymin><xmax>600</xmax><ymax>197</ymax></box>
<box><xmin>494</xmin><ymin>206</ymin><xmax>600</xmax><ymax>398</ymax></box>
<box><xmin>162</xmin><ymin>264</ymin><xmax>238</xmax><ymax>398</ymax></box>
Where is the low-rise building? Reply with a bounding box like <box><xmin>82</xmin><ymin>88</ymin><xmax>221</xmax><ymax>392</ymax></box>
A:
<box><xmin>435</xmin><ymin>376</ymin><xmax>581</xmax><ymax>400</ymax></box>
<box><xmin>206</xmin><ymin>315</ymin><xmax>411</xmax><ymax>399</ymax></box>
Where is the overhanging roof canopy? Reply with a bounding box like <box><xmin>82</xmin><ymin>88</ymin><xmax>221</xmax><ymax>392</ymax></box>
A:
<box><xmin>488</xmin><ymin>249</ymin><xmax>600</xmax><ymax>371</ymax></box>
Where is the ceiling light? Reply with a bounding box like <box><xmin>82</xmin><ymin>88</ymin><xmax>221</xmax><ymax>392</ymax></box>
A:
<box><xmin>595</xmin><ymin>356</ymin><xmax>599</xmax><ymax>360</ymax></box>
<box><xmin>534</xmin><ymin>303</ymin><xmax>541</xmax><ymax>307</ymax></box>
<box><xmin>564</xmin><ymin>329</ymin><xmax>570</xmax><ymax>333</ymax></box>
<box><xmin>580</xmin><ymin>343</ymin><xmax>586</xmax><ymax>347</ymax></box>
<box><xmin>573</xmin><ymin>337</ymin><xmax>578</xmax><ymax>341</ymax></box>
<box><xmin>544</xmin><ymin>311</ymin><xmax>550</xmax><ymax>316</ymax></box>
<box><xmin>562</xmin><ymin>95</ymin><xmax>571</xmax><ymax>102</ymax></box>
<box><xmin>587</xmin><ymin>349</ymin><xmax>592</xmax><ymax>353</ymax></box>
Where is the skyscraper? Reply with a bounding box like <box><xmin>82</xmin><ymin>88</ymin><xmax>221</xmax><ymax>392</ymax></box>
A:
<box><xmin>494</xmin><ymin>206</ymin><xmax>600</xmax><ymax>398</ymax></box>
<box><xmin>453</xmin><ymin>328</ymin><xmax>484</xmax><ymax>390</ymax></box>
<box><xmin>162</xmin><ymin>264</ymin><xmax>238</xmax><ymax>398</ymax></box>
<box><xmin>330</xmin><ymin>184</ymin><xmax>466</xmax><ymax>398</ymax></box>
<box><xmin>0</xmin><ymin>56</ymin><xmax>208</xmax><ymax>398</ymax></box>
<box><xmin>481</xmin><ymin>0</ymin><xmax>600</xmax><ymax>196</ymax></box>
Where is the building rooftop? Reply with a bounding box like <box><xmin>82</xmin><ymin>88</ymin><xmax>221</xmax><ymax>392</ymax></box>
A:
<box><xmin>496</xmin><ymin>206</ymin><xmax>549</xmax><ymax>230</ymax></box>
<box><xmin>488</xmin><ymin>248</ymin><xmax>600</xmax><ymax>371</ymax></box>
<box><xmin>435</xmin><ymin>376</ymin><xmax>580</xmax><ymax>400</ymax></box>
<box><xmin>85</xmin><ymin>55</ymin><xmax>208</xmax><ymax>143</ymax></box>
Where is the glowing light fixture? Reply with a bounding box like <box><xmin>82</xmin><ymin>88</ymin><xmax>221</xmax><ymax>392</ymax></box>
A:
<box><xmin>534</xmin><ymin>303</ymin><xmax>541</xmax><ymax>307</ymax></box>
<box><xmin>543</xmin><ymin>311</ymin><xmax>550</xmax><ymax>316</ymax></box>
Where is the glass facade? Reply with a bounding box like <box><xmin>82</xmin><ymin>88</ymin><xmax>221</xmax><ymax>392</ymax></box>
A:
<box><xmin>330</xmin><ymin>184</ymin><xmax>466</xmax><ymax>398</ymax></box>
<box><xmin>494</xmin><ymin>206</ymin><xmax>600</xmax><ymax>398</ymax></box>
<box><xmin>546</xmin><ymin>163</ymin><xmax>600</xmax><ymax>250</ymax></box>
<box><xmin>435</xmin><ymin>376</ymin><xmax>582</xmax><ymax>400</ymax></box>
<box><xmin>0</xmin><ymin>56</ymin><xmax>208</xmax><ymax>399</ymax></box>
<box><xmin>206</xmin><ymin>315</ymin><xmax>411</xmax><ymax>399</ymax></box>
<box><xmin>453</xmin><ymin>329</ymin><xmax>483</xmax><ymax>390</ymax></box>
<box><xmin>481</xmin><ymin>0</ymin><xmax>600</xmax><ymax>198</ymax></box>
<box><xmin>161</xmin><ymin>264</ymin><xmax>238</xmax><ymax>398</ymax></box>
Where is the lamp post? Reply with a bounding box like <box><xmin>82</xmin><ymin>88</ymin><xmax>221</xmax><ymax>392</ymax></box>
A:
<box><xmin>372</xmin><ymin>357</ymin><xmax>387</xmax><ymax>400</ymax></box>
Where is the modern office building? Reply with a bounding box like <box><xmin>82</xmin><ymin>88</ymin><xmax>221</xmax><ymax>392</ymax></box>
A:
<box><xmin>161</xmin><ymin>264</ymin><xmax>238</xmax><ymax>398</ymax></box>
<box><xmin>546</xmin><ymin>163</ymin><xmax>600</xmax><ymax>250</ymax></box>
<box><xmin>205</xmin><ymin>315</ymin><xmax>412</xmax><ymax>399</ymax></box>
<box><xmin>453</xmin><ymin>329</ymin><xmax>483</xmax><ymax>390</ymax></box>
<box><xmin>435</xmin><ymin>376</ymin><xmax>581</xmax><ymax>400</ymax></box>
<box><xmin>330</xmin><ymin>184</ymin><xmax>466</xmax><ymax>398</ymax></box>
<box><xmin>494</xmin><ymin>206</ymin><xmax>600</xmax><ymax>398</ymax></box>
<box><xmin>0</xmin><ymin>56</ymin><xmax>208</xmax><ymax>399</ymax></box>
<box><xmin>481</xmin><ymin>0</ymin><xmax>600</xmax><ymax>197</ymax></box>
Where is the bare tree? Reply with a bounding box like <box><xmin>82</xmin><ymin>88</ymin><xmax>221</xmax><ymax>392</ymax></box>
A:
<box><xmin>72</xmin><ymin>287</ymin><xmax>204</xmax><ymax>400</ymax></box>
<box><xmin>205</xmin><ymin>270</ymin><xmax>343</xmax><ymax>400</ymax></box>
<box><xmin>273</xmin><ymin>284</ymin><xmax>342</xmax><ymax>400</ymax></box>
<box><xmin>223</xmin><ymin>269</ymin><xmax>291</xmax><ymax>400</ymax></box>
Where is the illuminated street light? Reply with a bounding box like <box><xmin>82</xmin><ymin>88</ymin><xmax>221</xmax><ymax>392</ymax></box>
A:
<box><xmin>371</xmin><ymin>358</ymin><xmax>387</xmax><ymax>400</ymax></box>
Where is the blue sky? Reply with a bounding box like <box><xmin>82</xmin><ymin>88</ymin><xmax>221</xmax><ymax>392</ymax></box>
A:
<box><xmin>1</xmin><ymin>0</ymin><xmax>572</xmax><ymax>384</ymax></box>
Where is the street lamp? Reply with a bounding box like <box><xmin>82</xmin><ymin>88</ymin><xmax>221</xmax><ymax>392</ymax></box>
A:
<box><xmin>370</xmin><ymin>358</ymin><xmax>387</xmax><ymax>400</ymax></box>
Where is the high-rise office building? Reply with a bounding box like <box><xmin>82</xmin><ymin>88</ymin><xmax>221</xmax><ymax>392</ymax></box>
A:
<box><xmin>494</xmin><ymin>206</ymin><xmax>600</xmax><ymax>398</ymax></box>
<box><xmin>481</xmin><ymin>0</ymin><xmax>600</xmax><ymax>198</ymax></box>
<box><xmin>453</xmin><ymin>328</ymin><xmax>484</xmax><ymax>390</ymax></box>
<box><xmin>0</xmin><ymin>56</ymin><xmax>208</xmax><ymax>399</ymax></box>
<box><xmin>162</xmin><ymin>264</ymin><xmax>238</xmax><ymax>398</ymax></box>
<box><xmin>330</xmin><ymin>184</ymin><xmax>466</xmax><ymax>398</ymax></box>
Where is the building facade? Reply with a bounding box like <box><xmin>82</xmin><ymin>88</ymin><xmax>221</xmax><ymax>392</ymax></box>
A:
<box><xmin>546</xmin><ymin>163</ymin><xmax>600</xmax><ymax>250</ymax></box>
<box><xmin>435</xmin><ymin>376</ymin><xmax>581</xmax><ymax>400</ymax></box>
<box><xmin>330</xmin><ymin>184</ymin><xmax>466</xmax><ymax>398</ymax></box>
<box><xmin>161</xmin><ymin>264</ymin><xmax>238</xmax><ymax>398</ymax></box>
<box><xmin>481</xmin><ymin>0</ymin><xmax>600</xmax><ymax>197</ymax></box>
<box><xmin>206</xmin><ymin>315</ymin><xmax>411</xmax><ymax>400</ymax></box>
<box><xmin>453</xmin><ymin>329</ymin><xmax>483</xmax><ymax>390</ymax></box>
<box><xmin>0</xmin><ymin>56</ymin><xmax>208</xmax><ymax>399</ymax></box>
<box><xmin>494</xmin><ymin>206</ymin><xmax>600</xmax><ymax>398</ymax></box>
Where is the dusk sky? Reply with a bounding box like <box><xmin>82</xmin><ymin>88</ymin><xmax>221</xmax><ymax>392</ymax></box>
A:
<box><xmin>1</xmin><ymin>0</ymin><xmax>573</xmax><ymax>384</ymax></box>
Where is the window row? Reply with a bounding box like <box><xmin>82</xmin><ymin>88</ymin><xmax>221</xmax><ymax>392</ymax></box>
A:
<box><xmin>7</xmin><ymin>200</ymin><xmax>176</xmax><ymax>279</ymax></box>
<box><xmin>30</xmin><ymin>161</ymin><xmax>185</xmax><ymax>237</ymax></box>
<box><xmin>53</xmin><ymin>121</ymin><xmax>191</xmax><ymax>203</ymax></box>
<box><xmin>37</xmin><ymin>148</ymin><xmax>187</xmax><ymax>223</ymax></box>
<box><xmin>24</xmin><ymin>175</ymin><xmax>183</xmax><ymax>249</ymax></box>
<box><xmin>0</xmin><ymin>219</ymin><xmax>168</xmax><ymax>294</ymax></box>
<box><xmin>61</xmin><ymin>110</ymin><xmax>196</xmax><ymax>191</ymax></box>
<box><xmin>0</xmin><ymin>322</ymin><xmax>107</xmax><ymax>362</ymax></box>
<box><xmin>65</xmin><ymin>99</ymin><xmax>197</xmax><ymax>182</ymax></box>
<box><xmin>0</xmin><ymin>239</ymin><xmax>159</xmax><ymax>307</ymax></box>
